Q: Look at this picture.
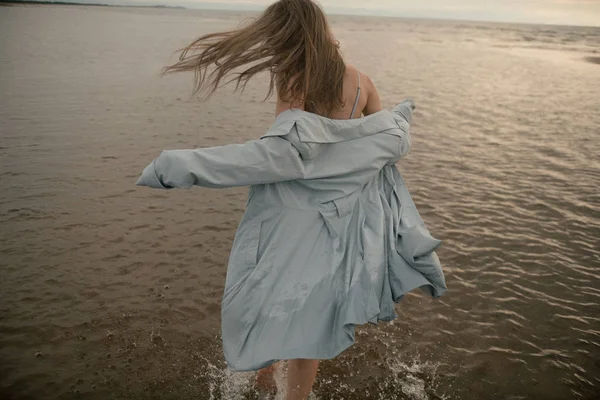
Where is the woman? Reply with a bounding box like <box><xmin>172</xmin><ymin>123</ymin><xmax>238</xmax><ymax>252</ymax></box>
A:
<box><xmin>137</xmin><ymin>0</ymin><xmax>447</xmax><ymax>399</ymax></box>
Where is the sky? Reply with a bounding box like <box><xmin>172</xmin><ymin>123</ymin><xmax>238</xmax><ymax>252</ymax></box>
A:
<box><xmin>74</xmin><ymin>0</ymin><xmax>600</xmax><ymax>26</ymax></box>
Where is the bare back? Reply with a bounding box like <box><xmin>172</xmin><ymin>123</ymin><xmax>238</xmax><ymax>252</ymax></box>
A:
<box><xmin>275</xmin><ymin>64</ymin><xmax>383</xmax><ymax>119</ymax></box>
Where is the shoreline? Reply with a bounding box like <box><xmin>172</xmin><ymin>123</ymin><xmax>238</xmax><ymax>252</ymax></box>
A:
<box><xmin>0</xmin><ymin>1</ymin><xmax>185</xmax><ymax>8</ymax></box>
<box><xmin>2</xmin><ymin>1</ymin><xmax>598</xmax><ymax>28</ymax></box>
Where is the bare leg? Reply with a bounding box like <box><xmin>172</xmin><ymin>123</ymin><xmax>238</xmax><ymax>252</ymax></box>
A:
<box><xmin>286</xmin><ymin>359</ymin><xmax>319</xmax><ymax>400</ymax></box>
<box><xmin>256</xmin><ymin>361</ymin><xmax>282</xmax><ymax>392</ymax></box>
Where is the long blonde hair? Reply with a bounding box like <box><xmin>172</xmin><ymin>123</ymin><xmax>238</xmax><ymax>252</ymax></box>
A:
<box><xmin>163</xmin><ymin>0</ymin><xmax>346</xmax><ymax>116</ymax></box>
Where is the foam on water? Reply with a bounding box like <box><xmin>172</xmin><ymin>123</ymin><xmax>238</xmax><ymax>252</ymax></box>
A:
<box><xmin>189</xmin><ymin>352</ymin><xmax>445</xmax><ymax>399</ymax></box>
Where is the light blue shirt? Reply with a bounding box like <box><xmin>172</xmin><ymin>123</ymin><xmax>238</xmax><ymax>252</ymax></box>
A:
<box><xmin>136</xmin><ymin>99</ymin><xmax>447</xmax><ymax>371</ymax></box>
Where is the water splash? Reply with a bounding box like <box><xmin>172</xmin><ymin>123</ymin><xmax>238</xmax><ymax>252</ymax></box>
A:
<box><xmin>381</xmin><ymin>354</ymin><xmax>447</xmax><ymax>400</ymax></box>
<box><xmin>193</xmin><ymin>355</ymin><xmax>257</xmax><ymax>399</ymax></box>
<box><xmin>218</xmin><ymin>367</ymin><xmax>256</xmax><ymax>400</ymax></box>
<box><xmin>189</xmin><ymin>353</ymin><xmax>446</xmax><ymax>400</ymax></box>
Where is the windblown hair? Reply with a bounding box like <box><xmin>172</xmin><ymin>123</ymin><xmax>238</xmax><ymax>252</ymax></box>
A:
<box><xmin>163</xmin><ymin>0</ymin><xmax>346</xmax><ymax>116</ymax></box>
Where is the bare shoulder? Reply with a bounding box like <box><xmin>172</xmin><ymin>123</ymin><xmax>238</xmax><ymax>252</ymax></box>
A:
<box><xmin>345</xmin><ymin>64</ymin><xmax>363</xmax><ymax>83</ymax></box>
<box><xmin>346</xmin><ymin>64</ymin><xmax>376</xmax><ymax>92</ymax></box>
<box><xmin>343</xmin><ymin>64</ymin><xmax>382</xmax><ymax>115</ymax></box>
<box><xmin>361</xmin><ymin>72</ymin><xmax>377</xmax><ymax>92</ymax></box>
<box><xmin>355</xmin><ymin>69</ymin><xmax>382</xmax><ymax>115</ymax></box>
<box><xmin>345</xmin><ymin>63</ymin><xmax>358</xmax><ymax>74</ymax></box>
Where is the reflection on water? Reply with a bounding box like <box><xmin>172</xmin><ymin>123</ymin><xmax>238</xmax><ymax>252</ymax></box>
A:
<box><xmin>0</xmin><ymin>4</ymin><xmax>599</xmax><ymax>400</ymax></box>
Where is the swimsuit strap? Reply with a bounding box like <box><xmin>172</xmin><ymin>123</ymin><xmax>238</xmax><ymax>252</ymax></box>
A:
<box><xmin>349</xmin><ymin>71</ymin><xmax>361</xmax><ymax>119</ymax></box>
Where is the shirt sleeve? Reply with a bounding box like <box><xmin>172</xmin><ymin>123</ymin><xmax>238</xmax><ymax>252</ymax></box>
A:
<box><xmin>385</xmin><ymin>99</ymin><xmax>414</xmax><ymax>165</ymax></box>
<box><xmin>392</xmin><ymin>99</ymin><xmax>415</xmax><ymax>124</ymax></box>
<box><xmin>136</xmin><ymin>137</ymin><xmax>305</xmax><ymax>189</ymax></box>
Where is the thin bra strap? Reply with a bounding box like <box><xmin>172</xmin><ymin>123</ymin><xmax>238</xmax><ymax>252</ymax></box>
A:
<box><xmin>349</xmin><ymin>71</ymin><xmax>361</xmax><ymax>119</ymax></box>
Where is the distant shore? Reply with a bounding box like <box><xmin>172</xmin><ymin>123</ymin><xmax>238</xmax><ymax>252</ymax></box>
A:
<box><xmin>584</xmin><ymin>56</ymin><xmax>600</xmax><ymax>65</ymax></box>
<box><xmin>0</xmin><ymin>0</ymin><xmax>185</xmax><ymax>8</ymax></box>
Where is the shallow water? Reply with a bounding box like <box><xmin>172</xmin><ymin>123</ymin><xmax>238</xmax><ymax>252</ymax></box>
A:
<box><xmin>0</xmin><ymin>4</ymin><xmax>599</xmax><ymax>400</ymax></box>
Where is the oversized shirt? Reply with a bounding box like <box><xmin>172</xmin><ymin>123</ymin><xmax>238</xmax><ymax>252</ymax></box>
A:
<box><xmin>136</xmin><ymin>99</ymin><xmax>447</xmax><ymax>371</ymax></box>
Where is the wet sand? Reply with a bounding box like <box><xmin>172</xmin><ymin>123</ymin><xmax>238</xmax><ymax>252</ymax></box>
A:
<box><xmin>0</xmin><ymin>4</ymin><xmax>599</xmax><ymax>400</ymax></box>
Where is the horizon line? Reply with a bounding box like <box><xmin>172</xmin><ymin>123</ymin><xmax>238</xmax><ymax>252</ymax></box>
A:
<box><xmin>3</xmin><ymin>0</ymin><xmax>599</xmax><ymax>28</ymax></box>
